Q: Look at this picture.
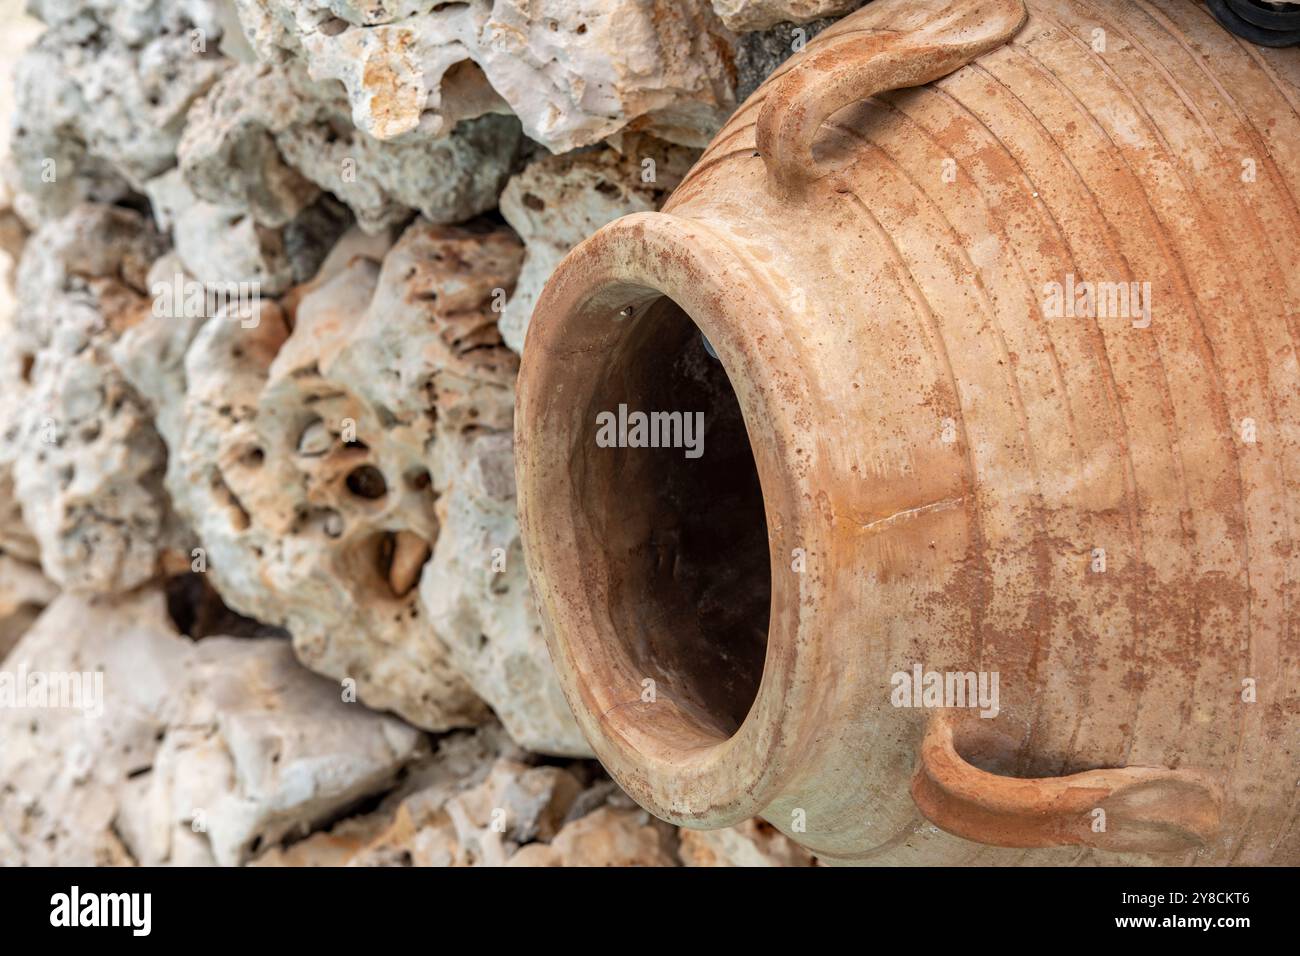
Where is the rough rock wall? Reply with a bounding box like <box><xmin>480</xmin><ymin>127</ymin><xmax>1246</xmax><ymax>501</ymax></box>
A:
<box><xmin>0</xmin><ymin>0</ymin><xmax>854</xmax><ymax>866</ymax></box>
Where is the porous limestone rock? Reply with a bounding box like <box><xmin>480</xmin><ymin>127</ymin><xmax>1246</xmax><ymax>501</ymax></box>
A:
<box><xmin>506</xmin><ymin>807</ymin><xmax>680</xmax><ymax>867</ymax></box>
<box><xmin>9</xmin><ymin>13</ymin><xmax>229</xmax><ymax>224</ymax></box>
<box><xmin>497</xmin><ymin>135</ymin><xmax>698</xmax><ymax>353</ymax></box>
<box><xmin>0</xmin><ymin>553</ymin><xmax>58</xmax><ymax>660</ymax></box>
<box><xmin>145</xmin><ymin>167</ymin><xmax>350</xmax><ymax>295</ymax></box>
<box><xmin>167</xmin><ymin>272</ymin><xmax>490</xmax><ymax>732</ymax></box>
<box><xmin>248</xmin><ymin>724</ymin><xmax>515</xmax><ymax>865</ymax></box>
<box><xmin>732</xmin><ymin>15</ymin><xmax>836</xmax><ymax>100</ymax></box>
<box><xmin>0</xmin><ymin>204</ymin><xmax>181</xmax><ymax>594</ymax></box>
<box><xmin>0</xmin><ymin>588</ymin><xmax>424</xmax><ymax>866</ymax></box>
<box><xmin>334</xmin><ymin>740</ymin><xmax>681</xmax><ymax>867</ymax></box>
<box><xmin>0</xmin><ymin>462</ymin><xmax>40</xmax><ymax>566</ymax></box>
<box><xmin>9</xmin><ymin>347</ymin><xmax>173</xmax><ymax>594</ymax></box>
<box><xmin>678</xmin><ymin>818</ymin><xmax>818</xmax><ymax>866</ymax></box>
<box><xmin>0</xmin><ymin>3</ymin><xmax>42</xmax><ymax>162</ymax></box>
<box><xmin>162</xmin><ymin>217</ymin><xmax>584</xmax><ymax>752</ymax></box>
<box><xmin>710</xmin><ymin>0</ymin><xmax>862</xmax><ymax>32</ymax></box>
<box><xmin>247</xmin><ymin>815</ymin><xmax>388</xmax><ymax>866</ymax></box>
<box><xmin>421</xmin><ymin>429</ymin><xmax>589</xmax><ymax>756</ymax></box>
<box><xmin>178</xmin><ymin>59</ymin><xmax>523</xmax><ymax>234</ymax></box>
<box><xmin>0</xmin><ymin>174</ymin><xmax>38</xmax><ymax>568</ymax></box>
<box><xmin>229</xmin><ymin>0</ymin><xmax>738</xmax><ymax>152</ymax></box>
<box><xmin>111</xmin><ymin>251</ymin><xmax>220</xmax><ymax>462</ymax></box>
<box><xmin>353</xmin><ymin>757</ymin><xmax>587</xmax><ymax>866</ymax></box>
<box><xmin>25</xmin><ymin>0</ymin><xmax>228</xmax><ymax>48</ymax></box>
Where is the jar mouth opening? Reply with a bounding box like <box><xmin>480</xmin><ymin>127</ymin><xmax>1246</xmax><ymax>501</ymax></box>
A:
<box><xmin>516</xmin><ymin>213</ymin><xmax>819</xmax><ymax>825</ymax></box>
<box><xmin>573</xmin><ymin>292</ymin><xmax>772</xmax><ymax>742</ymax></box>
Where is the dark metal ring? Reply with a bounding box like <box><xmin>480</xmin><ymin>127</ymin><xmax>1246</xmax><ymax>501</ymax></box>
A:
<box><xmin>1226</xmin><ymin>0</ymin><xmax>1300</xmax><ymax>30</ymax></box>
<box><xmin>1208</xmin><ymin>0</ymin><xmax>1300</xmax><ymax>46</ymax></box>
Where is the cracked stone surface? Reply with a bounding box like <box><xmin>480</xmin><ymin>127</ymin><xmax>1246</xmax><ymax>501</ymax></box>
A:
<box><xmin>179</xmin><ymin>58</ymin><xmax>524</xmax><ymax>234</ymax></box>
<box><xmin>229</xmin><ymin>0</ymin><xmax>739</xmax><ymax>152</ymax></box>
<box><xmin>9</xmin><ymin>9</ymin><xmax>229</xmax><ymax>225</ymax></box>
<box><xmin>147</xmin><ymin>217</ymin><xmax>585</xmax><ymax>752</ymax></box>
<box><xmin>0</xmin><ymin>588</ymin><xmax>424</xmax><ymax>866</ymax></box>
<box><xmin>498</xmin><ymin>134</ymin><xmax>698</xmax><ymax>353</ymax></box>
<box><xmin>710</xmin><ymin>0</ymin><xmax>862</xmax><ymax>32</ymax></box>
<box><xmin>145</xmin><ymin>166</ymin><xmax>350</xmax><ymax>295</ymax></box>
<box><xmin>0</xmin><ymin>203</ymin><xmax>180</xmax><ymax>595</ymax></box>
<box><xmin>261</xmin><ymin>729</ymin><xmax>675</xmax><ymax>866</ymax></box>
<box><xmin>0</xmin><ymin>553</ymin><xmax>57</xmax><ymax>660</ymax></box>
<box><xmin>678</xmin><ymin>818</ymin><xmax>818</xmax><ymax>866</ymax></box>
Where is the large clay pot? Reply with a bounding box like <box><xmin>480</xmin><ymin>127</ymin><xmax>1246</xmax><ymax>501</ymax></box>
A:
<box><xmin>516</xmin><ymin>0</ymin><xmax>1300</xmax><ymax>864</ymax></box>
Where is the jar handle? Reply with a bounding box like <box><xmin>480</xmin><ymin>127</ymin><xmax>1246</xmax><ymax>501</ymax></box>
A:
<box><xmin>756</xmin><ymin>0</ymin><xmax>1028</xmax><ymax>197</ymax></box>
<box><xmin>911</xmin><ymin>711</ymin><xmax>1223</xmax><ymax>853</ymax></box>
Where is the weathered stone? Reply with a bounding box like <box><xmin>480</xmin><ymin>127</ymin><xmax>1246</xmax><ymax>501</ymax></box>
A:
<box><xmin>158</xmin><ymin>218</ymin><xmax>583</xmax><ymax>744</ymax></box>
<box><xmin>247</xmin><ymin>815</ymin><xmax>389</xmax><ymax>866</ymax></box>
<box><xmin>25</xmin><ymin>0</ymin><xmax>228</xmax><ymax>48</ymax></box>
<box><xmin>0</xmin><ymin>588</ymin><xmax>424</xmax><ymax>866</ymax></box>
<box><xmin>678</xmin><ymin>818</ymin><xmax>818</xmax><ymax>866</ymax></box>
<box><xmin>711</xmin><ymin>0</ymin><xmax>861</xmax><ymax>32</ymax></box>
<box><xmin>421</xmin><ymin>429</ymin><xmax>589</xmax><ymax>755</ymax></box>
<box><xmin>497</xmin><ymin>136</ymin><xmax>698</xmax><ymax>353</ymax></box>
<box><xmin>145</xmin><ymin>168</ymin><xmax>350</xmax><ymax>296</ymax></box>
<box><xmin>732</xmin><ymin>16</ymin><xmax>836</xmax><ymax>100</ymax></box>
<box><xmin>356</xmin><ymin>758</ymin><xmax>584</xmax><ymax>866</ymax></box>
<box><xmin>0</xmin><ymin>176</ymin><xmax>40</xmax><ymax>567</ymax></box>
<box><xmin>10</xmin><ymin>18</ymin><xmax>229</xmax><ymax>224</ymax></box>
<box><xmin>179</xmin><ymin>59</ymin><xmax>522</xmax><ymax>234</ymax></box>
<box><xmin>508</xmin><ymin>806</ymin><xmax>680</xmax><ymax>867</ymax></box>
<box><xmin>9</xmin><ymin>347</ymin><xmax>173</xmax><ymax>594</ymax></box>
<box><xmin>0</xmin><ymin>553</ymin><xmax>58</xmax><ymax>661</ymax></box>
<box><xmin>0</xmin><ymin>204</ymin><xmax>180</xmax><ymax>594</ymax></box>
<box><xmin>230</xmin><ymin>0</ymin><xmax>738</xmax><ymax>152</ymax></box>
<box><xmin>146</xmin><ymin>169</ymin><xmax>294</xmax><ymax>294</ymax></box>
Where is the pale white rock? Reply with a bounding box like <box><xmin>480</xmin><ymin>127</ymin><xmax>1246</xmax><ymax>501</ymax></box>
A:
<box><xmin>10</xmin><ymin>347</ymin><xmax>173</xmax><ymax>594</ymax></box>
<box><xmin>0</xmin><ymin>553</ymin><xmax>58</xmax><ymax>661</ymax></box>
<box><xmin>422</xmin><ymin>429</ymin><xmax>589</xmax><ymax>755</ymax></box>
<box><xmin>25</xmin><ymin>0</ymin><xmax>228</xmax><ymax>48</ymax></box>
<box><xmin>146</xmin><ymin>169</ymin><xmax>297</xmax><ymax>294</ymax></box>
<box><xmin>0</xmin><ymin>204</ymin><xmax>180</xmax><ymax>594</ymax></box>
<box><xmin>178</xmin><ymin>59</ymin><xmax>522</xmax><ymax>234</ymax></box>
<box><xmin>710</xmin><ymin>0</ymin><xmax>862</xmax><ymax>32</ymax></box>
<box><xmin>164</xmin><ymin>220</ymin><xmax>546</xmax><ymax>735</ymax></box>
<box><xmin>497</xmin><ymin>135</ymin><xmax>698</xmax><ymax>353</ymax></box>
<box><xmin>346</xmin><ymin>747</ymin><xmax>615</xmax><ymax>866</ymax></box>
<box><xmin>9</xmin><ymin>22</ymin><xmax>228</xmax><ymax>224</ymax></box>
<box><xmin>131</xmin><ymin>635</ymin><xmax>424</xmax><ymax>866</ymax></box>
<box><xmin>244</xmin><ymin>733</ymin><xmax>692</xmax><ymax>867</ymax></box>
<box><xmin>0</xmin><ymin>588</ymin><xmax>424</xmax><ymax>866</ymax></box>
<box><xmin>322</xmin><ymin>220</ymin><xmax>587</xmax><ymax>754</ymax></box>
<box><xmin>11</xmin><ymin>203</ymin><xmax>163</xmax><ymax>350</ymax></box>
<box><xmin>352</xmin><ymin>757</ymin><xmax>585</xmax><ymax>866</ymax></box>
<box><xmin>230</xmin><ymin>0</ymin><xmax>738</xmax><ymax>152</ymax></box>
<box><xmin>678</xmin><ymin>818</ymin><xmax>818</xmax><ymax>866</ymax></box>
<box><xmin>168</xmin><ymin>287</ymin><xmax>488</xmax><ymax>731</ymax></box>
<box><xmin>0</xmin><ymin>3</ymin><xmax>43</xmax><ymax>162</ymax></box>
<box><xmin>0</xmin><ymin>590</ymin><xmax>184</xmax><ymax>865</ymax></box>
<box><xmin>111</xmin><ymin>252</ymin><xmax>217</xmax><ymax>457</ymax></box>
<box><xmin>144</xmin><ymin>168</ymin><xmax>349</xmax><ymax>296</ymax></box>
<box><xmin>247</xmin><ymin>815</ymin><xmax>388</xmax><ymax>865</ymax></box>
<box><xmin>507</xmin><ymin>806</ymin><xmax>681</xmax><ymax>867</ymax></box>
<box><xmin>0</xmin><ymin>465</ymin><xmax>40</xmax><ymax>566</ymax></box>
<box><xmin>0</xmin><ymin>182</ymin><xmax>40</xmax><ymax>567</ymax></box>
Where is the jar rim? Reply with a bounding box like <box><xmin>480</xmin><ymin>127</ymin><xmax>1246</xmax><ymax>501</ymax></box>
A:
<box><xmin>515</xmin><ymin>211</ymin><xmax>828</xmax><ymax>826</ymax></box>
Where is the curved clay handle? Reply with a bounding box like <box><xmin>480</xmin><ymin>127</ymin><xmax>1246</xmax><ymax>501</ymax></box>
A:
<box><xmin>911</xmin><ymin>711</ymin><xmax>1222</xmax><ymax>853</ymax></box>
<box><xmin>756</xmin><ymin>0</ymin><xmax>1028</xmax><ymax>196</ymax></box>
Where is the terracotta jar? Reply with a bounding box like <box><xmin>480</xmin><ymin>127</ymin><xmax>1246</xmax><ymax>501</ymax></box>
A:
<box><xmin>516</xmin><ymin>0</ymin><xmax>1300</xmax><ymax>864</ymax></box>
